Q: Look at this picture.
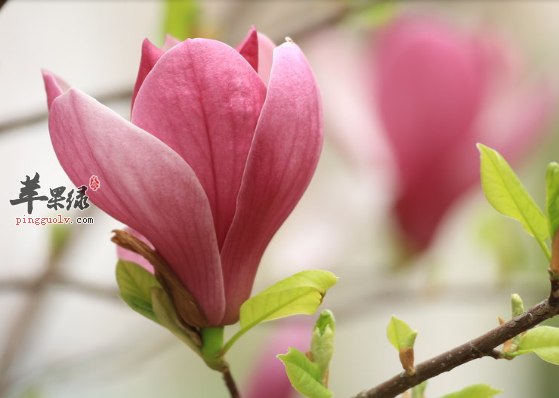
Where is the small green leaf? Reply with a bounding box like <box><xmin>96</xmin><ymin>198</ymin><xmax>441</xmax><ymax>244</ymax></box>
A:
<box><xmin>311</xmin><ymin>310</ymin><xmax>335</xmax><ymax>384</ymax></box>
<box><xmin>412</xmin><ymin>381</ymin><xmax>427</xmax><ymax>398</ymax></box>
<box><xmin>221</xmin><ymin>271</ymin><xmax>338</xmax><ymax>355</ymax></box>
<box><xmin>387</xmin><ymin>315</ymin><xmax>416</xmax><ymax>350</ymax></box>
<box><xmin>241</xmin><ymin>284</ymin><xmax>323</xmax><ymax>324</ymax></box>
<box><xmin>507</xmin><ymin>294</ymin><xmax>526</xmax><ymax>353</ymax></box>
<box><xmin>314</xmin><ymin>309</ymin><xmax>336</xmax><ymax>335</ymax></box>
<box><xmin>404</xmin><ymin>331</ymin><xmax>418</xmax><ymax>349</ymax></box>
<box><xmin>546</xmin><ymin>162</ymin><xmax>559</xmax><ymax>238</ymax></box>
<box><xmin>278</xmin><ymin>347</ymin><xmax>333</xmax><ymax>398</ymax></box>
<box><xmin>516</xmin><ymin>326</ymin><xmax>559</xmax><ymax>364</ymax></box>
<box><xmin>151</xmin><ymin>287</ymin><xmax>201</xmax><ymax>355</ymax></box>
<box><xmin>240</xmin><ymin>271</ymin><xmax>338</xmax><ymax>328</ymax></box>
<box><xmin>116</xmin><ymin>260</ymin><xmax>161</xmax><ymax>322</ymax></box>
<box><xmin>478</xmin><ymin>144</ymin><xmax>550</xmax><ymax>259</ymax></box>
<box><xmin>511</xmin><ymin>294</ymin><xmax>525</xmax><ymax>318</ymax></box>
<box><xmin>437</xmin><ymin>384</ymin><xmax>503</xmax><ymax>398</ymax></box>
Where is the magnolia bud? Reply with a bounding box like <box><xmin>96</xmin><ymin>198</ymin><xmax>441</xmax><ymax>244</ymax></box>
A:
<box><xmin>311</xmin><ymin>310</ymin><xmax>335</xmax><ymax>386</ymax></box>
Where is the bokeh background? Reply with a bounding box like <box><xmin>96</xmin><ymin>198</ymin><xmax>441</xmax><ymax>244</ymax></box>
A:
<box><xmin>1</xmin><ymin>1</ymin><xmax>559</xmax><ymax>397</ymax></box>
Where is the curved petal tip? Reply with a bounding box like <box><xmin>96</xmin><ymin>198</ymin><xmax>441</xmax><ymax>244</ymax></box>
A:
<box><xmin>42</xmin><ymin>70</ymin><xmax>70</xmax><ymax>110</ymax></box>
<box><xmin>236</xmin><ymin>26</ymin><xmax>259</xmax><ymax>72</ymax></box>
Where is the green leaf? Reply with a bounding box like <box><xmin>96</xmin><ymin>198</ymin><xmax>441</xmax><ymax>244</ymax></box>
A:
<box><xmin>311</xmin><ymin>310</ymin><xmax>335</xmax><ymax>384</ymax></box>
<box><xmin>546</xmin><ymin>162</ymin><xmax>559</xmax><ymax>238</ymax></box>
<box><xmin>240</xmin><ymin>271</ymin><xmax>338</xmax><ymax>328</ymax></box>
<box><xmin>387</xmin><ymin>315</ymin><xmax>417</xmax><ymax>350</ymax></box>
<box><xmin>510</xmin><ymin>294</ymin><xmax>525</xmax><ymax>318</ymax></box>
<box><xmin>278</xmin><ymin>347</ymin><xmax>333</xmax><ymax>398</ymax></box>
<box><xmin>151</xmin><ymin>287</ymin><xmax>201</xmax><ymax>355</ymax></box>
<box><xmin>437</xmin><ymin>384</ymin><xmax>503</xmax><ymax>398</ymax></box>
<box><xmin>314</xmin><ymin>309</ymin><xmax>336</xmax><ymax>335</ymax></box>
<box><xmin>412</xmin><ymin>381</ymin><xmax>428</xmax><ymax>398</ymax></box>
<box><xmin>516</xmin><ymin>326</ymin><xmax>559</xmax><ymax>364</ymax></box>
<box><xmin>116</xmin><ymin>260</ymin><xmax>161</xmax><ymax>322</ymax></box>
<box><xmin>221</xmin><ymin>271</ymin><xmax>338</xmax><ymax>355</ymax></box>
<box><xmin>478</xmin><ymin>144</ymin><xmax>550</xmax><ymax>259</ymax></box>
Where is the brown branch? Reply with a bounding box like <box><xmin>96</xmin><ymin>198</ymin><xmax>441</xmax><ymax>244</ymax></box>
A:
<box><xmin>0</xmin><ymin>256</ymin><xmax>62</xmax><ymax>395</ymax></box>
<box><xmin>280</xmin><ymin>1</ymin><xmax>386</xmax><ymax>43</ymax></box>
<box><xmin>54</xmin><ymin>275</ymin><xmax>119</xmax><ymax>300</ymax></box>
<box><xmin>0</xmin><ymin>223</ymin><xmax>90</xmax><ymax>396</ymax></box>
<box><xmin>0</xmin><ymin>275</ymin><xmax>118</xmax><ymax>300</ymax></box>
<box><xmin>0</xmin><ymin>89</ymin><xmax>132</xmax><ymax>134</ymax></box>
<box><xmin>0</xmin><ymin>2</ymin><xmax>372</xmax><ymax>136</ymax></box>
<box><xmin>221</xmin><ymin>366</ymin><xmax>240</xmax><ymax>398</ymax></box>
<box><xmin>352</xmin><ymin>274</ymin><xmax>559</xmax><ymax>398</ymax></box>
<box><xmin>284</xmin><ymin>3</ymin><xmax>351</xmax><ymax>43</ymax></box>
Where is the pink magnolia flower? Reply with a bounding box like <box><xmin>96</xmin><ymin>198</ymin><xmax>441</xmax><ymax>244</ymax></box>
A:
<box><xmin>309</xmin><ymin>15</ymin><xmax>553</xmax><ymax>254</ymax></box>
<box><xmin>373</xmin><ymin>15</ymin><xmax>554</xmax><ymax>251</ymax></box>
<box><xmin>43</xmin><ymin>27</ymin><xmax>323</xmax><ymax>327</ymax></box>
<box><xmin>245</xmin><ymin>321</ymin><xmax>309</xmax><ymax>398</ymax></box>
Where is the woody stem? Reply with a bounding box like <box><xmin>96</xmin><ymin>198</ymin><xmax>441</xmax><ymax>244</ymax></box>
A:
<box><xmin>200</xmin><ymin>327</ymin><xmax>241</xmax><ymax>397</ymax></box>
<box><xmin>351</xmin><ymin>272</ymin><xmax>559</xmax><ymax>398</ymax></box>
<box><xmin>222</xmin><ymin>366</ymin><xmax>241</xmax><ymax>398</ymax></box>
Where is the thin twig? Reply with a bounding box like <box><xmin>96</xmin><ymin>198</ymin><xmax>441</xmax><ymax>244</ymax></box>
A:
<box><xmin>0</xmin><ymin>1</ymin><xmax>372</xmax><ymax>136</ymax></box>
<box><xmin>221</xmin><ymin>366</ymin><xmax>240</xmax><ymax>398</ymax></box>
<box><xmin>53</xmin><ymin>275</ymin><xmax>118</xmax><ymax>300</ymax></box>
<box><xmin>0</xmin><ymin>260</ymin><xmax>61</xmax><ymax>395</ymax></box>
<box><xmin>0</xmin><ymin>275</ymin><xmax>118</xmax><ymax>300</ymax></box>
<box><xmin>351</xmin><ymin>275</ymin><xmax>559</xmax><ymax>398</ymax></box>
<box><xmin>0</xmin><ymin>89</ymin><xmax>132</xmax><ymax>134</ymax></box>
<box><xmin>287</xmin><ymin>3</ymin><xmax>351</xmax><ymax>42</ymax></box>
<box><xmin>0</xmin><ymin>226</ymin><xmax>87</xmax><ymax>396</ymax></box>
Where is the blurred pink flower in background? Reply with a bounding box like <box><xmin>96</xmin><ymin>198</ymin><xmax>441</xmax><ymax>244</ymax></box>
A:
<box><xmin>245</xmin><ymin>321</ymin><xmax>309</xmax><ymax>398</ymax></box>
<box><xmin>308</xmin><ymin>13</ymin><xmax>554</xmax><ymax>254</ymax></box>
<box><xmin>42</xmin><ymin>27</ymin><xmax>323</xmax><ymax>327</ymax></box>
<box><xmin>374</xmin><ymin>15</ymin><xmax>554</xmax><ymax>251</ymax></box>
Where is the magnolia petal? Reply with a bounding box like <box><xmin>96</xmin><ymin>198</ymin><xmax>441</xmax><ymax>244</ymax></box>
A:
<box><xmin>132</xmin><ymin>38</ymin><xmax>266</xmax><ymax>248</ymax></box>
<box><xmin>257</xmin><ymin>32</ymin><xmax>276</xmax><ymax>87</ymax></box>
<box><xmin>246</xmin><ymin>320</ymin><xmax>309</xmax><ymax>398</ymax></box>
<box><xmin>42</xmin><ymin>70</ymin><xmax>70</xmax><ymax>110</ymax></box>
<box><xmin>116</xmin><ymin>227</ymin><xmax>155</xmax><ymax>274</ymax></box>
<box><xmin>394</xmin><ymin>175</ymin><xmax>457</xmax><ymax>251</ymax></box>
<box><xmin>49</xmin><ymin>89</ymin><xmax>224</xmax><ymax>324</ymax></box>
<box><xmin>375</xmin><ymin>16</ymin><xmax>484</xmax><ymax>186</ymax></box>
<box><xmin>131</xmin><ymin>38</ymin><xmax>164</xmax><ymax>110</ymax></box>
<box><xmin>220</xmin><ymin>42</ymin><xmax>323</xmax><ymax>324</ymax></box>
<box><xmin>395</xmin><ymin>85</ymin><xmax>554</xmax><ymax>251</ymax></box>
<box><xmin>380</xmin><ymin>16</ymin><xmax>554</xmax><ymax>251</ymax></box>
<box><xmin>236</xmin><ymin>26</ymin><xmax>258</xmax><ymax>72</ymax></box>
<box><xmin>162</xmin><ymin>34</ymin><xmax>181</xmax><ymax>52</ymax></box>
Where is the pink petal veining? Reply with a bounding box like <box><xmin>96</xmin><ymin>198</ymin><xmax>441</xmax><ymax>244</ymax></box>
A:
<box><xmin>48</xmin><ymin>88</ymin><xmax>225</xmax><ymax>324</ymax></box>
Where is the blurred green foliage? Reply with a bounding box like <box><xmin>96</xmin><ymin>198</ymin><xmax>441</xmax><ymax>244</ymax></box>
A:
<box><xmin>164</xmin><ymin>0</ymin><xmax>200</xmax><ymax>41</ymax></box>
